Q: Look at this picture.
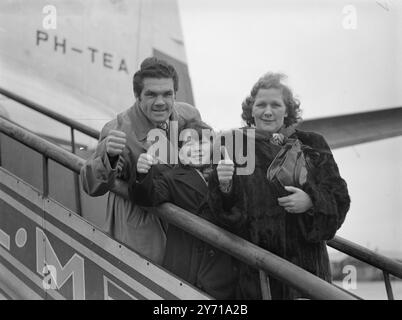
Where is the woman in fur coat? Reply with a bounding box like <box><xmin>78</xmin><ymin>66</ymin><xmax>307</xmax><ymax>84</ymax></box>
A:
<box><xmin>208</xmin><ymin>72</ymin><xmax>351</xmax><ymax>300</ymax></box>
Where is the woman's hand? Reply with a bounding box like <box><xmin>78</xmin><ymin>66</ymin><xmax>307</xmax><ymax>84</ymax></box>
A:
<box><xmin>278</xmin><ymin>186</ymin><xmax>313</xmax><ymax>213</ymax></box>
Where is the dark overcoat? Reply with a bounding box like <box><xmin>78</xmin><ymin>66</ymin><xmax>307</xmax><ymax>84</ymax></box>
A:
<box><xmin>208</xmin><ymin>128</ymin><xmax>351</xmax><ymax>300</ymax></box>
<box><xmin>130</xmin><ymin>165</ymin><xmax>238</xmax><ymax>299</ymax></box>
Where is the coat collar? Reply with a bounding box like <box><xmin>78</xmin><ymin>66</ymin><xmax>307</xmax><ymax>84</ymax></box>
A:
<box><xmin>130</xmin><ymin>101</ymin><xmax>181</xmax><ymax>142</ymax></box>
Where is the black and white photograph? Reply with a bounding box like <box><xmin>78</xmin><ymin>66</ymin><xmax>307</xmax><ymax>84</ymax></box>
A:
<box><xmin>0</xmin><ymin>0</ymin><xmax>401</xmax><ymax>304</ymax></box>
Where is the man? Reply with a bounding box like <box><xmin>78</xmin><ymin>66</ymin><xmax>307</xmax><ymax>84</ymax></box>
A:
<box><xmin>80</xmin><ymin>57</ymin><xmax>201</xmax><ymax>264</ymax></box>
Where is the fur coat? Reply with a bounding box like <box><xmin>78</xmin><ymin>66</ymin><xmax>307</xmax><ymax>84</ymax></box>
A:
<box><xmin>208</xmin><ymin>128</ymin><xmax>351</xmax><ymax>300</ymax></box>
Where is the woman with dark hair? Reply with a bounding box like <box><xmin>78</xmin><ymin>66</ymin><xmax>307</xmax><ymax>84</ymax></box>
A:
<box><xmin>208</xmin><ymin>72</ymin><xmax>351</xmax><ymax>299</ymax></box>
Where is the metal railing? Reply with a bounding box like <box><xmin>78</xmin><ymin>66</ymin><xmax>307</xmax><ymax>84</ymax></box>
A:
<box><xmin>0</xmin><ymin>88</ymin><xmax>99</xmax><ymax>139</ymax></box>
<box><xmin>1</xmin><ymin>89</ymin><xmax>401</xmax><ymax>299</ymax></box>
<box><xmin>328</xmin><ymin>236</ymin><xmax>402</xmax><ymax>300</ymax></box>
<box><xmin>0</xmin><ymin>87</ymin><xmax>99</xmax><ymax>216</ymax></box>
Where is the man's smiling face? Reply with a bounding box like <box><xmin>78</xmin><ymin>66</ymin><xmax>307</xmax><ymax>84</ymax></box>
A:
<box><xmin>138</xmin><ymin>77</ymin><xmax>175</xmax><ymax>125</ymax></box>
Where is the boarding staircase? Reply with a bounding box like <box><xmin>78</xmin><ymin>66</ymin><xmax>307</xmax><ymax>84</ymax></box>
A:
<box><xmin>0</xmin><ymin>87</ymin><xmax>401</xmax><ymax>300</ymax></box>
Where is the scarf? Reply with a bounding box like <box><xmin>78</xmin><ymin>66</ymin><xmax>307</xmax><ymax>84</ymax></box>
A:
<box><xmin>253</xmin><ymin>125</ymin><xmax>297</xmax><ymax>146</ymax></box>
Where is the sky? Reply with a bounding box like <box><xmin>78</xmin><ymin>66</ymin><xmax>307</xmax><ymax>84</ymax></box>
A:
<box><xmin>178</xmin><ymin>0</ymin><xmax>402</xmax><ymax>255</ymax></box>
<box><xmin>179</xmin><ymin>0</ymin><xmax>401</xmax><ymax>129</ymax></box>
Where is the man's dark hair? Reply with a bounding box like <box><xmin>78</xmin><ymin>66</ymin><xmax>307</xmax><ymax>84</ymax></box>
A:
<box><xmin>133</xmin><ymin>57</ymin><xmax>179</xmax><ymax>98</ymax></box>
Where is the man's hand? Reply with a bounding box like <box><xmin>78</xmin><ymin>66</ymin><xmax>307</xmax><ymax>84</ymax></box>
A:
<box><xmin>105</xmin><ymin>130</ymin><xmax>127</xmax><ymax>157</ymax></box>
<box><xmin>217</xmin><ymin>147</ymin><xmax>234</xmax><ymax>189</ymax></box>
<box><xmin>278</xmin><ymin>186</ymin><xmax>313</xmax><ymax>213</ymax></box>
<box><xmin>137</xmin><ymin>153</ymin><xmax>157</xmax><ymax>174</ymax></box>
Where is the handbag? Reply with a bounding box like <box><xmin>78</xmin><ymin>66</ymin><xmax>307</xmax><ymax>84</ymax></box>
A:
<box><xmin>266</xmin><ymin>138</ymin><xmax>308</xmax><ymax>197</ymax></box>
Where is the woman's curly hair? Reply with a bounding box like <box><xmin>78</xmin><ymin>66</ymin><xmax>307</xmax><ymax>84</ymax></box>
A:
<box><xmin>241</xmin><ymin>72</ymin><xmax>302</xmax><ymax>127</ymax></box>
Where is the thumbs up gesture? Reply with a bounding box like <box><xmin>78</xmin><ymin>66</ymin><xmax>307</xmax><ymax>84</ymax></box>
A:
<box><xmin>217</xmin><ymin>147</ymin><xmax>234</xmax><ymax>189</ymax></box>
<box><xmin>137</xmin><ymin>153</ymin><xmax>158</xmax><ymax>174</ymax></box>
<box><xmin>105</xmin><ymin>130</ymin><xmax>127</xmax><ymax>157</ymax></box>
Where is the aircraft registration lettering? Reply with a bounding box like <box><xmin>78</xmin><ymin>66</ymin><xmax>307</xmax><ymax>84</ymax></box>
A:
<box><xmin>35</xmin><ymin>30</ymin><xmax>130</xmax><ymax>74</ymax></box>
